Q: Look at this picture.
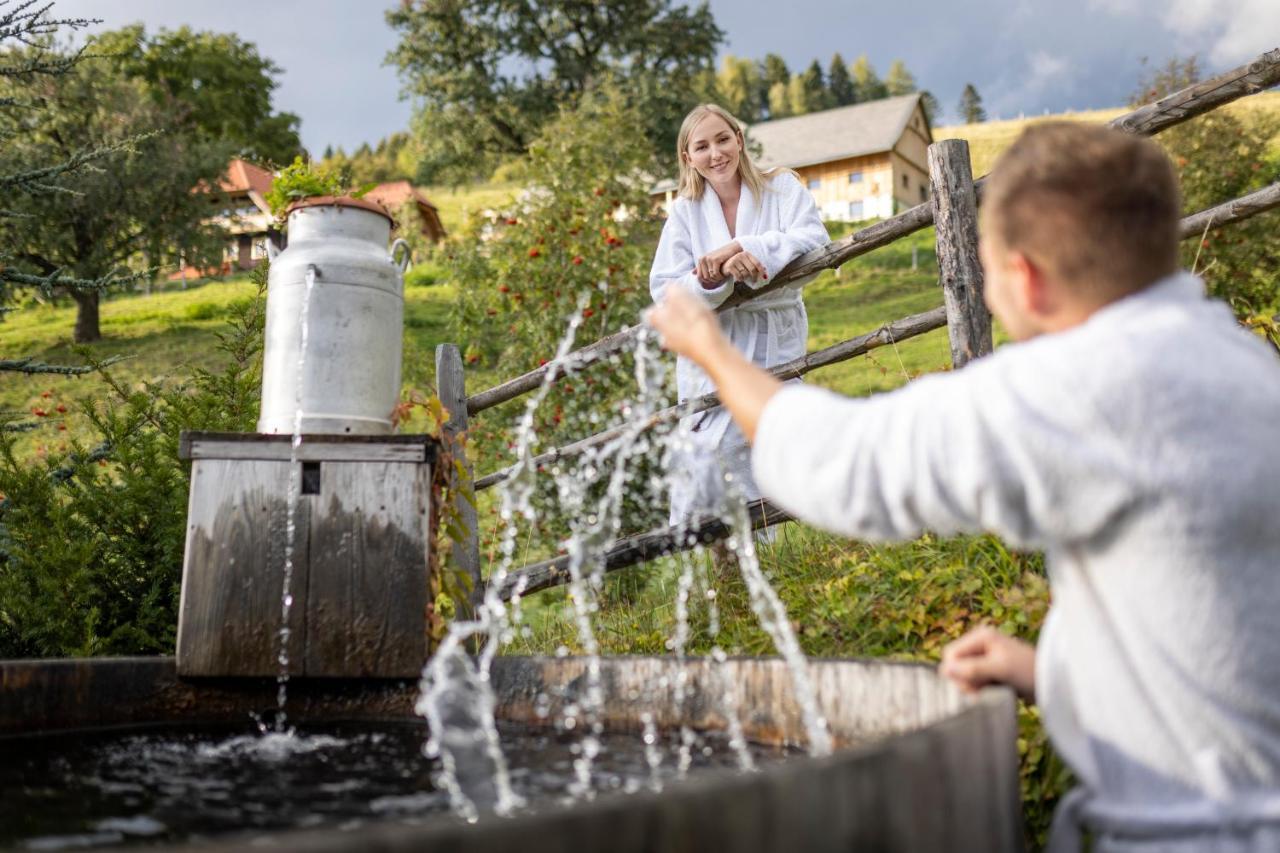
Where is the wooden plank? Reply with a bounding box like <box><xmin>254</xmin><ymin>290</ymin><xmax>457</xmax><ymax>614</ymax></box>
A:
<box><xmin>436</xmin><ymin>344</ymin><xmax>483</xmax><ymax>617</ymax></box>
<box><xmin>929</xmin><ymin>139</ymin><xmax>992</xmax><ymax>368</ymax></box>
<box><xmin>303</xmin><ymin>461</ymin><xmax>431</xmax><ymax>678</ymax></box>
<box><xmin>179</xmin><ymin>431</ymin><xmax>434</xmax><ymax>463</ymax></box>
<box><xmin>1179</xmin><ymin>180</ymin><xmax>1280</xmax><ymax>239</ymax></box>
<box><xmin>1110</xmin><ymin>47</ymin><xmax>1280</xmax><ymax>136</ymax></box>
<box><xmin>176</xmin><ymin>458</ymin><xmax>308</xmax><ymax>677</ymax></box>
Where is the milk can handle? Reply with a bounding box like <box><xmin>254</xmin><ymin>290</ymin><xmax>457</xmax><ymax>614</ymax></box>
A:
<box><xmin>390</xmin><ymin>239</ymin><xmax>411</xmax><ymax>273</ymax></box>
<box><xmin>266</xmin><ymin>240</ymin><xmax>280</xmax><ymax>262</ymax></box>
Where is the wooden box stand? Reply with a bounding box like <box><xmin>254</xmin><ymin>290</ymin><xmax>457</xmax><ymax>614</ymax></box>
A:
<box><xmin>175</xmin><ymin>432</ymin><xmax>438</xmax><ymax>679</ymax></box>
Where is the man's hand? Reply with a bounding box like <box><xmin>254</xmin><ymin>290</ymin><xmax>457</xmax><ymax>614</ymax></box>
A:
<box><xmin>722</xmin><ymin>250</ymin><xmax>767</xmax><ymax>283</ymax></box>
<box><xmin>645</xmin><ymin>286</ymin><xmax>782</xmax><ymax>442</ymax></box>
<box><xmin>939</xmin><ymin>625</ymin><xmax>1037</xmax><ymax>702</ymax></box>
<box><xmin>645</xmin><ymin>284</ymin><xmax>728</xmax><ymax>366</ymax></box>
<box><xmin>695</xmin><ymin>241</ymin><xmax>741</xmax><ymax>286</ymax></box>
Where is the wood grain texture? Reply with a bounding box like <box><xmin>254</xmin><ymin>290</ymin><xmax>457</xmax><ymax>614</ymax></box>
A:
<box><xmin>1179</xmin><ymin>180</ymin><xmax>1280</xmax><ymax>239</ymax></box>
<box><xmin>303</xmin><ymin>462</ymin><xmax>431</xmax><ymax>678</ymax></box>
<box><xmin>177</xmin><ymin>458</ymin><xmax>308</xmax><ymax>677</ymax></box>
<box><xmin>436</xmin><ymin>344</ymin><xmax>482</xmax><ymax>617</ymax></box>
<box><xmin>929</xmin><ymin>139</ymin><xmax>992</xmax><ymax>368</ymax></box>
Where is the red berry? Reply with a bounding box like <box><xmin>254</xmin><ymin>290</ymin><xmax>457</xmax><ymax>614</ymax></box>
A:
<box><xmin>528</xmin><ymin>248</ymin><xmax>541</xmax><ymax>258</ymax></box>
<box><xmin>572</xmin><ymin>256</ymin><xmax>584</xmax><ymax>265</ymax></box>
<box><xmin>32</xmin><ymin>408</ymin><xmax>47</xmax><ymax>417</ymax></box>
<box><xmin>498</xmin><ymin>284</ymin><xmax>510</xmax><ymax>293</ymax></box>
<box><xmin>506</xmin><ymin>218</ymin><xmax>519</xmax><ymax>225</ymax></box>
<box><xmin>55</xmin><ymin>404</ymin><xmax>67</xmax><ymax>413</ymax></box>
<box><xmin>57</xmin><ymin>423</ymin><xmax>67</xmax><ymax>432</ymax></box>
<box><xmin>594</xmin><ymin>187</ymin><xmax>605</xmax><ymax>196</ymax></box>
<box><xmin>41</xmin><ymin>390</ymin><xmax>52</xmax><ymax>399</ymax></box>
<box><xmin>583</xmin><ymin>308</ymin><xmax>595</xmax><ymax>318</ymax></box>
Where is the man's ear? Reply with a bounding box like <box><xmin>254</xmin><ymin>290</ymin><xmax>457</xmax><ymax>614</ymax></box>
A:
<box><xmin>1008</xmin><ymin>251</ymin><xmax>1054</xmax><ymax>317</ymax></box>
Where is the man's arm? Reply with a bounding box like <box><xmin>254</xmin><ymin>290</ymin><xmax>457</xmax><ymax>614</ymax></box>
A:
<box><xmin>645</xmin><ymin>286</ymin><xmax>781</xmax><ymax>441</ymax></box>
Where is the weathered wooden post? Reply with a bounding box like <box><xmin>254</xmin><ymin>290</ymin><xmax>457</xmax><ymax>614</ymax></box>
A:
<box><xmin>436</xmin><ymin>344</ymin><xmax>483</xmax><ymax>619</ymax></box>
<box><xmin>928</xmin><ymin>139</ymin><xmax>993</xmax><ymax>368</ymax></box>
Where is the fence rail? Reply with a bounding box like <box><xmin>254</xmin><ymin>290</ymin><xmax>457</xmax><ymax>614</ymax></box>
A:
<box><xmin>439</xmin><ymin>49</ymin><xmax>1280</xmax><ymax>600</ymax></box>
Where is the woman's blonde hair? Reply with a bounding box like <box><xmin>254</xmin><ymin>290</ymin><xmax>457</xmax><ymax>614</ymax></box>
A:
<box><xmin>676</xmin><ymin>103</ymin><xmax>779</xmax><ymax>201</ymax></box>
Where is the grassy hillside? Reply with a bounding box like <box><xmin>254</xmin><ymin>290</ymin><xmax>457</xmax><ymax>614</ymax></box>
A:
<box><xmin>935</xmin><ymin>90</ymin><xmax>1280</xmax><ymax>175</ymax></box>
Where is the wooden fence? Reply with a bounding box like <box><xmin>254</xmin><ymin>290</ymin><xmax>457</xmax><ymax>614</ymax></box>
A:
<box><xmin>436</xmin><ymin>48</ymin><xmax>1280</xmax><ymax>608</ymax></box>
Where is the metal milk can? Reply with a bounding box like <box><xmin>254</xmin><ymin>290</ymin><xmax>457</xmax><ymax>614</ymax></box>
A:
<box><xmin>258</xmin><ymin>197</ymin><xmax>410</xmax><ymax>435</ymax></box>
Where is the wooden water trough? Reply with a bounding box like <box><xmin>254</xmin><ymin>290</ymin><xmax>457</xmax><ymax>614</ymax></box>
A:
<box><xmin>0</xmin><ymin>654</ymin><xmax>1020</xmax><ymax>852</ymax></box>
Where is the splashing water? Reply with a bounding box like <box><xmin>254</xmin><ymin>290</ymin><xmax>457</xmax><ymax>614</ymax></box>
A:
<box><xmin>275</xmin><ymin>262</ymin><xmax>319</xmax><ymax>732</ymax></box>
<box><xmin>416</xmin><ymin>298</ymin><xmax>832</xmax><ymax>819</ymax></box>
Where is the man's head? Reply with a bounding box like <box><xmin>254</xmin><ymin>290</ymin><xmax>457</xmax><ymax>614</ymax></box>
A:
<box><xmin>979</xmin><ymin>122</ymin><xmax>1182</xmax><ymax>340</ymax></box>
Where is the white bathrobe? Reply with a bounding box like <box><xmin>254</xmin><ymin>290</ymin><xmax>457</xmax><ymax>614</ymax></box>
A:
<box><xmin>650</xmin><ymin>171</ymin><xmax>829</xmax><ymax>525</ymax></box>
<box><xmin>751</xmin><ymin>273</ymin><xmax>1280</xmax><ymax>851</ymax></box>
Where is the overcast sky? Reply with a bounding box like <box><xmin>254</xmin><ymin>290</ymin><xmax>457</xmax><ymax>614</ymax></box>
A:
<box><xmin>52</xmin><ymin>0</ymin><xmax>1279</xmax><ymax>155</ymax></box>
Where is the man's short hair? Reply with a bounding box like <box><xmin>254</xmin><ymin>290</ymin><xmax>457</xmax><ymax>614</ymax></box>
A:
<box><xmin>982</xmin><ymin>122</ymin><xmax>1181</xmax><ymax>298</ymax></box>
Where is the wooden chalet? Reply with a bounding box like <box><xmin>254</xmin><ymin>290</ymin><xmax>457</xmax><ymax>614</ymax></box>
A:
<box><xmin>654</xmin><ymin>93</ymin><xmax>934</xmax><ymax>223</ymax></box>
<box><xmin>362</xmin><ymin>180</ymin><xmax>447</xmax><ymax>243</ymax></box>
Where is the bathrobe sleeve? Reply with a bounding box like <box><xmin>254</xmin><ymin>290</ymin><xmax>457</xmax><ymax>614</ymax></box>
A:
<box><xmin>750</xmin><ymin>354</ymin><xmax>1141</xmax><ymax>549</ymax></box>
<box><xmin>650</xmin><ymin>201</ymin><xmax>733</xmax><ymax>309</ymax></box>
<box><xmin>734</xmin><ymin>173</ymin><xmax>829</xmax><ymax>283</ymax></box>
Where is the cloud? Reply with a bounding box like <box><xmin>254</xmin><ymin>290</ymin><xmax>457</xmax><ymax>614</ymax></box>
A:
<box><xmin>1163</xmin><ymin>0</ymin><xmax>1280</xmax><ymax>66</ymax></box>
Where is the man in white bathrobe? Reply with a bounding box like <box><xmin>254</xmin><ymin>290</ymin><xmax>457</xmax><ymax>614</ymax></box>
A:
<box><xmin>648</xmin><ymin>121</ymin><xmax>1280</xmax><ymax>851</ymax></box>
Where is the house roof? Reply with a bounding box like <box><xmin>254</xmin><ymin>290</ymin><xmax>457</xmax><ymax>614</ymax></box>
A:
<box><xmin>219</xmin><ymin>158</ymin><xmax>275</xmax><ymax>196</ymax></box>
<box><xmin>363</xmin><ymin>180</ymin><xmax>439</xmax><ymax>212</ymax></box>
<box><xmin>746</xmin><ymin>93</ymin><xmax>926</xmax><ymax>171</ymax></box>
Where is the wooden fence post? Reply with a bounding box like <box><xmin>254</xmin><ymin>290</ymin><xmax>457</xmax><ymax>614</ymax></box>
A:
<box><xmin>435</xmin><ymin>344</ymin><xmax>483</xmax><ymax>619</ymax></box>
<box><xmin>928</xmin><ymin>139</ymin><xmax>993</xmax><ymax>368</ymax></box>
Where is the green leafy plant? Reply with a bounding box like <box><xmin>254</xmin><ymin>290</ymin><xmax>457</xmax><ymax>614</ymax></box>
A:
<box><xmin>0</xmin><ymin>263</ymin><xmax>268</xmax><ymax>657</ymax></box>
<box><xmin>263</xmin><ymin>155</ymin><xmax>347</xmax><ymax>217</ymax></box>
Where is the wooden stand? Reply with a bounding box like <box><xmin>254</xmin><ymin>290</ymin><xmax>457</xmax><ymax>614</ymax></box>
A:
<box><xmin>175</xmin><ymin>432</ymin><xmax>438</xmax><ymax>679</ymax></box>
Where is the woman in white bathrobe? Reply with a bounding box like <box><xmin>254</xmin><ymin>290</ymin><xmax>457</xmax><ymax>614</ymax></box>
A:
<box><xmin>649</xmin><ymin>104</ymin><xmax>829</xmax><ymax>525</ymax></box>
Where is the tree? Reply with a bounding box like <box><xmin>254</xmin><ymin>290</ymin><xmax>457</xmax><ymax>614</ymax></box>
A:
<box><xmin>386</xmin><ymin>0</ymin><xmax>723</xmax><ymax>182</ymax></box>
<box><xmin>0</xmin><ymin>46</ymin><xmax>232</xmax><ymax>341</ymax></box>
<box><xmin>884</xmin><ymin>59</ymin><xmax>917</xmax><ymax>96</ymax></box>
<box><xmin>959</xmin><ymin>83</ymin><xmax>985</xmax><ymax>124</ymax></box>
<box><xmin>1129</xmin><ymin>55</ymin><xmax>1201</xmax><ymax>107</ymax></box>
<box><xmin>767</xmin><ymin>80</ymin><xmax>791</xmax><ymax>120</ymax></box>
<box><xmin>716</xmin><ymin>54</ymin><xmax>763</xmax><ymax>123</ymax></box>
<box><xmin>789</xmin><ymin>60</ymin><xmax>830</xmax><ymax>115</ymax></box>
<box><xmin>759</xmin><ymin>53</ymin><xmax>790</xmax><ymax>116</ymax></box>
<box><xmin>850</xmin><ymin>54</ymin><xmax>887</xmax><ymax>103</ymax></box>
<box><xmin>91</xmin><ymin>25</ymin><xmax>302</xmax><ymax>166</ymax></box>
<box><xmin>827</xmin><ymin>53</ymin><xmax>856</xmax><ymax>106</ymax></box>
<box><xmin>920</xmin><ymin>90</ymin><xmax>941</xmax><ymax>125</ymax></box>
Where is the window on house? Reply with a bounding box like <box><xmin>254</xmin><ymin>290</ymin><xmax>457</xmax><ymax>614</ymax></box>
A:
<box><xmin>919</xmin><ymin>185</ymin><xmax>928</xmax><ymax>203</ymax></box>
<box><xmin>848</xmin><ymin>171</ymin><xmax>863</xmax><ymax>184</ymax></box>
<box><xmin>807</xmin><ymin>177</ymin><xmax>821</xmax><ymax>190</ymax></box>
<box><xmin>848</xmin><ymin>200</ymin><xmax>864</xmax><ymax>220</ymax></box>
<box><xmin>902</xmin><ymin>174</ymin><xmax>909</xmax><ymax>188</ymax></box>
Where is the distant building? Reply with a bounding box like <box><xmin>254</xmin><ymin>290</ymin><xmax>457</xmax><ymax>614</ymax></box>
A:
<box><xmin>362</xmin><ymin>180</ymin><xmax>447</xmax><ymax>244</ymax></box>
<box><xmin>209</xmin><ymin>158</ymin><xmax>279</xmax><ymax>271</ymax></box>
<box><xmin>653</xmin><ymin>94</ymin><xmax>933</xmax><ymax>223</ymax></box>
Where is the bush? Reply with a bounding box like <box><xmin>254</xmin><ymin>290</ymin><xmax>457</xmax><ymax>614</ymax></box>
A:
<box><xmin>1161</xmin><ymin>109</ymin><xmax>1280</xmax><ymax>313</ymax></box>
<box><xmin>0</xmin><ymin>264</ymin><xmax>267</xmax><ymax>657</ymax></box>
<box><xmin>446</xmin><ymin>90</ymin><xmax>671</xmax><ymax>557</ymax></box>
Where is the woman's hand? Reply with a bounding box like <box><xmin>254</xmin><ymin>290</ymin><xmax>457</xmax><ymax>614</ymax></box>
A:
<box><xmin>695</xmin><ymin>241</ymin><xmax>741</xmax><ymax>286</ymax></box>
<box><xmin>721</xmin><ymin>250</ymin><xmax>767</xmax><ymax>283</ymax></box>
<box><xmin>939</xmin><ymin>625</ymin><xmax>1037</xmax><ymax>702</ymax></box>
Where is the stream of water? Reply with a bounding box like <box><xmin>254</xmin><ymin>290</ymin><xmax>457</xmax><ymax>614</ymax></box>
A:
<box><xmin>415</xmin><ymin>304</ymin><xmax>833</xmax><ymax>819</ymax></box>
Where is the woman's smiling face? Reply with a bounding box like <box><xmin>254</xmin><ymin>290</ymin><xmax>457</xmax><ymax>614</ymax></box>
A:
<box><xmin>683</xmin><ymin>113</ymin><xmax>741</xmax><ymax>188</ymax></box>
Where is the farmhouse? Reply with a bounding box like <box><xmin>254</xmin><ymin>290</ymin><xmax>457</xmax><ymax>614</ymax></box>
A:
<box><xmin>654</xmin><ymin>93</ymin><xmax>933</xmax><ymax>223</ymax></box>
<box><xmin>362</xmin><ymin>180</ymin><xmax>447</xmax><ymax>244</ymax></box>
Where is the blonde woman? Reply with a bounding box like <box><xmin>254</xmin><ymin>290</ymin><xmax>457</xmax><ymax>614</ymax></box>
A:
<box><xmin>650</xmin><ymin>103</ymin><xmax>829</xmax><ymax>526</ymax></box>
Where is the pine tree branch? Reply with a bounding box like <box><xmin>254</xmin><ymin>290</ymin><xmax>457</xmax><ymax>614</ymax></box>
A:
<box><xmin>0</xmin><ymin>354</ymin><xmax>127</xmax><ymax>375</ymax></box>
<box><xmin>0</xmin><ymin>263</ymin><xmax>154</xmax><ymax>295</ymax></box>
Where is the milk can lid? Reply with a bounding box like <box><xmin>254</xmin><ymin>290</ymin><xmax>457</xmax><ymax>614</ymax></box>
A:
<box><xmin>285</xmin><ymin>195</ymin><xmax>395</xmax><ymax>224</ymax></box>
